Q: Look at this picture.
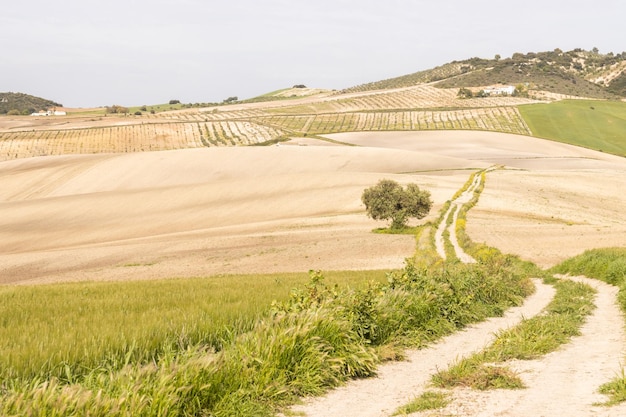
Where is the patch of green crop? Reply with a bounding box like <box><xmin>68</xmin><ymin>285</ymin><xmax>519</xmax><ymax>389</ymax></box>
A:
<box><xmin>519</xmin><ymin>100</ymin><xmax>626</xmax><ymax>156</ymax></box>
<box><xmin>0</xmin><ymin>270</ymin><xmax>391</xmax><ymax>382</ymax></box>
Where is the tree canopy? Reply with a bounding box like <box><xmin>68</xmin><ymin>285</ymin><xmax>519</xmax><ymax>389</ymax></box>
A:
<box><xmin>361</xmin><ymin>179</ymin><xmax>432</xmax><ymax>230</ymax></box>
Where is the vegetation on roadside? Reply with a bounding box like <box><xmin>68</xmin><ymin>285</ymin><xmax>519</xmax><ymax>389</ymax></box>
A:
<box><xmin>0</xmin><ymin>258</ymin><xmax>534</xmax><ymax>416</ymax></box>
<box><xmin>393</xmin><ymin>391</ymin><xmax>451</xmax><ymax>415</ymax></box>
<box><xmin>395</xmin><ymin>167</ymin><xmax>595</xmax><ymax>413</ymax></box>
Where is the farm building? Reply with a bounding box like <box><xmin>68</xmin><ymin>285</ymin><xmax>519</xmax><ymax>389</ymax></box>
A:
<box><xmin>31</xmin><ymin>109</ymin><xmax>67</xmax><ymax>116</ymax></box>
<box><xmin>482</xmin><ymin>85</ymin><xmax>516</xmax><ymax>96</ymax></box>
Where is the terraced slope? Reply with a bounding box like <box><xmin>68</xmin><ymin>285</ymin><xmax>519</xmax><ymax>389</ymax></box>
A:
<box><xmin>0</xmin><ymin>84</ymin><xmax>537</xmax><ymax>161</ymax></box>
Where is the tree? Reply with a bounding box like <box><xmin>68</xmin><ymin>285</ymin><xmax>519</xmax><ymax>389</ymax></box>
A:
<box><xmin>361</xmin><ymin>179</ymin><xmax>432</xmax><ymax>230</ymax></box>
<box><xmin>457</xmin><ymin>87</ymin><xmax>473</xmax><ymax>99</ymax></box>
<box><xmin>513</xmin><ymin>83</ymin><xmax>529</xmax><ymax>97</ymax></box>
<box><xmin>105</xmin><ymin>105</ymin><xmax>129</xmax><ymax>114</ymax></box>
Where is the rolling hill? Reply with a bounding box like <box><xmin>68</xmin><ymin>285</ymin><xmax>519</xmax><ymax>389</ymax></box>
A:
<box><xmin>1</xmin><ymin>47</ymin><xmax>625</xmax><ymax>161</ymax></box>
<box><xmin>342</xmin><ymin>48</ymin><xmax>626</xmax><ymax>99</ymax></box>
<box><xmin>0</xmin><ymin>92</ymin><xmax>63</xmax><ymax>115</ymax></box>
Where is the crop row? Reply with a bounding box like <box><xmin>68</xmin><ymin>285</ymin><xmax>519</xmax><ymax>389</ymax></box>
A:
<box><xmin>270</xmin><ymin>85</ymin><xmax>537</xmax><ymax>115</ymax></box>
<box><xmin>256</xmin><ymin>107</ymin><xmax>532</xmax><ymax>136</ymax></box>
<box><xmin>196</xmin><ymin>121</ymin><xmax>285</xmax><ymax>146</ymax></box>
<box><xmin>153</xmin><ymin>86</ymin><xmax>538</xmax><ymax>123</ymax></box>
<box><xmin>157</xmin><ymin>108</ymin><xmax>268</xmax><ymax>122</ymax></box>
<box><xmin>0</xmin><ymin>121</ymin><xmax>285</xmax><ymax>161</ymax></box>
<box><xmin>0</xmin><ymin>106</ymin><xmax>531</xmax><ymax>160</ymax></box>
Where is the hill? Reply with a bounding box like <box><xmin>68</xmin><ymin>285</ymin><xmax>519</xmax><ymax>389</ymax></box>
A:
<box><xmin>0</xmin><ymin>92</ymin><xmax>63</xmax><ymax>115</ymax></box>
<box><xmin>342</xmin><ymin>48</ymin><xmax>626</xmax><ymax>99</ymax></box>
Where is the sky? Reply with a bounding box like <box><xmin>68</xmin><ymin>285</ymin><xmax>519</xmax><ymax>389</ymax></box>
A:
<box><xmin>2</xmin><ymin>0</ymin><xmax>625</xmax><ymax>108</ymax></box>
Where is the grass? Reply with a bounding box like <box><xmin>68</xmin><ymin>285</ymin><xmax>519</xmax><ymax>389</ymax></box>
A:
<box><xmin>0</xmin><ymin>270</ymin><xmax>392</xmax><ymax>382</ymax></box>
<box><xmin>518</xmin><ymin>99</ymin><xmax>626</xmax><ymax>156</ymax></box>
<box><xmin>393</xmin><ymin>391</ymin><xmax>451</xmax><ymax>415</ymax></box>
<box><xmin>372</xmin><ymin>225</ymin><xmax>422</xmax><ymax>235</ymax></box>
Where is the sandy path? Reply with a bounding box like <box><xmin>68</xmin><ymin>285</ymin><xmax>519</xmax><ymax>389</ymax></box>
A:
<box><xmin>289</xmin><ymin>279</ymin><xmax>555</xmax><ymax>417</ymax></box>
<box><xmin>434</xmin><ymin>171</ymin><xmax>480</xmax><ymax>263</ymax></box>
<box><xmin>432</xmin><ymin>276</ymin><xmax>626</xmax><ymax>417</ymax></box>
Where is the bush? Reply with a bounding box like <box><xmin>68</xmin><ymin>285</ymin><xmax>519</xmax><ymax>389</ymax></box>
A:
<box><xmin>457</xmin><ymin>87</ymin><xmax>473</xmax><ymax>98</ymax></box>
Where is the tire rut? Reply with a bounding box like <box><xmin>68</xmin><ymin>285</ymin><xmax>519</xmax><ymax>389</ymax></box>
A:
<box><xmin>436</xmin><ymin>276</ymin><xmax>626</xmax><ymax>417</ymax></box>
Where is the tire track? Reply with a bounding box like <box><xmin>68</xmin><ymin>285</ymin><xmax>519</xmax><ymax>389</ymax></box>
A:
<box><xmin>435</xmin><ymin>171</ymin><xmax>482</xmax><ymax>263</ymax></box>
<box><xmin>437</xmin><ymin>276</ymin><xmax>626</xmax><ymax>417</ymax></box>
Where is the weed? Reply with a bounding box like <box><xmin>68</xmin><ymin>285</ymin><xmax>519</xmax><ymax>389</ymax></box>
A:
<box><xmin>393</xmin><ymin>390</ymin><xmax>451</xmax><ymax>415</ymax></box>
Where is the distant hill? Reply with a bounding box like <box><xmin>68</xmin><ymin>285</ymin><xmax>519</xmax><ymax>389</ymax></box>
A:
<box><xmin>240</xmin><ymin>86</ymin><xmax>332</xmax><ymax>104</ymax></box>
<box><xmin>0</xmin><ymin>92</ymin><xmax>63</xmax><ymax>115</ymax></box>
<box><xmin>342</xmin><ymin>48</ymin><xmax>626</xmax><ymax>99</ymax></box>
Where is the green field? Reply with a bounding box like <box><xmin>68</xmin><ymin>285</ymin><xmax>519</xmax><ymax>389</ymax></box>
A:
<box><xmin>519</xmin><ymin>100</ymin><xmax>626</xmax><ymax>156</ymax></box>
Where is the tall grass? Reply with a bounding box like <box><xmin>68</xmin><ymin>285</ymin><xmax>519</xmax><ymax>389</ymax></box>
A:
<box><xmin>0</xmin><ymin>271</ymin><xmax>390</xmax><ymax>382</ymax></box>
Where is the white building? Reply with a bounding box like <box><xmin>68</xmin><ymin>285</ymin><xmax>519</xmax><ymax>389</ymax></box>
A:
<box><xmin>31</xmin><ymin>109</ymin><xmax>66</xmax><ymax>116</ymax></box>
<box><xmin>482</xmin><ymin>85</ymin><xmax>516</xmax><ymax>96</ymax></box>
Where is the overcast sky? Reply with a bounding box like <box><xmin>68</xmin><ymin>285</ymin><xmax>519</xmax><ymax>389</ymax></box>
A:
<box><xmin>2</xmin><ymin>0</ymin><xmax>625</xmax><ymax>107</ymax></box>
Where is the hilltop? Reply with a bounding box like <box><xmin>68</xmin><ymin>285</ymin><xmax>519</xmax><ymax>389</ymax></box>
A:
<box><xmin>341</xmin><ymin>48</ymin><xmax>626</xmax><ymax>99</ymax></box>
<box><xmin>0</xmin><ymin>92</ymin><xmax>63</xmax><ymax>115</ymax></box>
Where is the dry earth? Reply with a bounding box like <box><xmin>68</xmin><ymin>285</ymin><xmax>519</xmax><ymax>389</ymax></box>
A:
<box><xmin>2</xmin><ymin>130</ymin><xmax>625</xmax><ymax>283</ymax></box>
<box><xmin>2</xmin><ymin>130</ymin><xmax>626</xmax><ymax>416</ymax></box>
<box><xmin>0</xmin><ymin>139</ymin><xmax>475</xmax><ymax>284</ymax></box>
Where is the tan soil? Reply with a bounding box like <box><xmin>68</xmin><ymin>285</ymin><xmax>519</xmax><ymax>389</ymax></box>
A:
<box><xmin>2</xmin><ymin>130</ymin><xmax>626</xmax><ymax>416</ymax></box>
<box><xmin>0</xmin><ymin>142</ymin><xmax>475</xmax><ymax>284</ymax></box>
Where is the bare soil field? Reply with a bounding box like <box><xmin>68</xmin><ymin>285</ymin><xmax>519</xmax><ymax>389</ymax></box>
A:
<box><xmin>1</xmin><ymin>131</ymin><xmax>625</xmax><ymax>285</ymax></box>
<box><xmin>330</xmin><ymin>131</ymin><xmax>626</xmax><ymax>268</ymax></box>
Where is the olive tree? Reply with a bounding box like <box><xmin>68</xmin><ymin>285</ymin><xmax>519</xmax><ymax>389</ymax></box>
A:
<box><xmin>361</xmin><ymin>179</ymin><xmax>432</xmax><ymax>229</ymax></box>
